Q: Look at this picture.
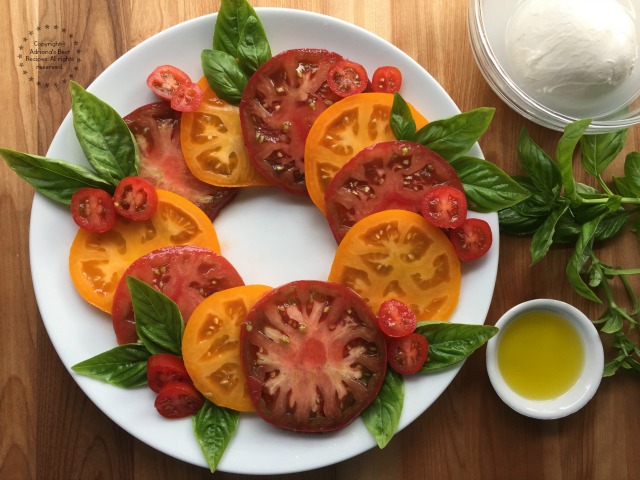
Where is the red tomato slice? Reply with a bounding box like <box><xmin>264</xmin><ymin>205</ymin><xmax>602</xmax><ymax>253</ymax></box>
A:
<box><xmin>124</xmin><ymin>102</ymin><xmax>237</xmax><ymax>221</ymax></box>
<box><xmin>420</xmin><ymin>185</ymin><xmax>468</xmax><ymax>229</ymax></box>
<box><xmin>327</xmin><ymin>60</ymin><xmax>369</xmax><ymax>97</ymax></box>
<box><xmin>324</xmin><ymin>140</ymin><xmax>463</xmax><ymax>242</ymax></box>
<box><xmin>240</xmin><ymin>280</ymin><xmax>387</xmax><ymax>433</ymax></box>
<box><xmin>371</xmin><ymin>66</ymin><xmax>403</xmax><ymax>93</ymax></box>
<box><xmin>70</xmin><ymin>187</ymin><xmax>116</xmax><ymax>233</ymax></box>
<box><xmin>154</xmin><ymin>381</ymin><xmax>203</xmax><ymax>419</ymax></box>
<box><xmin>377</xmin><ymin>299</ymin><xmax>417</xmax><ymax>338</ymax></box>
<box><xmin>170</xmin><ymin>81</ymin><xmax>204</xmax><ymax>112</ymax></box>
<box><xmin>388</xmin><ymin>332</ymin><xmax>428</xmax><ymax>375</ymax></box>
<box><xmin>147</xmin><ymin>353</ymin><xmax>191</xmax><ymax>393</ymax></box>
<box><xmin>146</xmin><ymin>65</ymin><xmax>192</xmax><ymax>101</ymax></box>
<box><xmin>113</xmin><ymin>176</ymin><xmax>158</xmax><ymax>221</ymax></box>
<box><xmin>111</xmin><ymin>245</ymin><xmax>244</xmax><ymax>344</ymax></box>
<box><xmin>449</xmin><ymin>218</ymin><xmax>493</xmax><ymax>261</ymax></box>
<box><xmin>239</xmin><ymin>48</ymin><xmax>344</xmax><ymax>195</ymax></box>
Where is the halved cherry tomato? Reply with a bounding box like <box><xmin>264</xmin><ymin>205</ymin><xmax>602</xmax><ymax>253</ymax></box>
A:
<box><xmin>388</xmin><ymin>333</ymin><xmax>428</xmax><ymax>375</ymax></box>
<box><xmin>170</xmin><ymin>81</ymin><xmax>204</xmax><ymax>112</ymax></box>
<box><xmin>146</xmin><ymin>65</ymin><xmax>192</xmax><ymax>101</ymax></box>
<box><xmin>180</xmin><ymin>77</ymin><xmax>269</xmax><ymax>188</ymax></box>
<box><xmin>327</xmin><ymin>60</ymin><xmax>369</xmax><ymax>97</ymax></box>
<box><xmin>69</xmin><ymin>189</ymin><xmax>220</xmax><ymax>313</ymax></box>
<box><xmin>371</xmin><ymin>66</ymin><xmax>403</xmax><ymax>93</ymax></box>
<box><xmin>70</xmin><ymin>187</ymin><xmax>116</xmax><ymax>233</ymax></box>
<box><xmin>113</xmin><ymin>176</ymin><xmax>158</xmax><ymax>221</ymax></box>
<box><xmin>239</xmin><ymin>48</ymin><xmax>344</xmax><ymax>195</ymax></box>
<box><xmin>182</xmin><ymin>284</ymin><xmax>272</xmax><ymax>412</ymax></box>
<box><xmin>305</xmin><ymin>92</ymin><xmax>428</xmax><ymax>214</ymax></box>
<box><xmin>329</xmin><ymin>209</ymin><xmax>461</xmax><ymax>321</ymax></box>
<box><xmin>324</xmin><ymin>141</ymin><xmax>463</xmax><ymax>242</ymax></box>
<box><xmin>378</xmin><ymin>299</ymin><xmax>417</xmax><ymax>338</ymax></box>
<box><xmin>420</xmin><ymin>185</ymin><xmax>468</xmax><ymax>230</ymax></box>
<box><xmin>147</xmin><ymin>353</ymin><xmax>191</xmax><ymax>393</ymax></box>
<box><xmin>111</xmin><ymin>245</ymin><xmax>244</xmax><ymax>344</ymax></box>
<box><xmin>449</xmin><ymin>217</ymin><xmax>493</xmax><ymax>261</ymax></box>
<box><xmin>154</xmin><ymin>381</ymin><xmax>203</xmax><ymax>419</ymax></box>
<box><xmin>240</xmin><ymin>280</ymin><xmax>387</xmax><ymax>432</ymax></box>
<box><xmin>124</xmin><ymin>102</ymin><xmax>237</xmax><ymax>221</ymax></box>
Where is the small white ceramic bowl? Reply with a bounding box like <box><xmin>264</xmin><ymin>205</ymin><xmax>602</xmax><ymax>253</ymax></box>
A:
<box><xmin>486</xmin><ymin>299</ymin><xmax>604</xmax><ymax>419</ymax></box>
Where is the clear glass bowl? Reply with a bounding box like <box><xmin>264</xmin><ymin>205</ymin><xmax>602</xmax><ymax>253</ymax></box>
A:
<box><xmin>468</xmin><ymin>0</ymin><xmax>640</xmax><ymax>133</ymax></box>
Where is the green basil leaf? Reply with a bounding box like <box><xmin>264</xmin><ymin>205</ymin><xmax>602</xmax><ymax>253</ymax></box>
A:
<box><xmin>416</xmin><ymin>322</ymin><xmax>498</xmax><ymax>371</ymax></box>
<box><xmin>390</xmin><ymin>93</ymin><xmax>416</xmax><ymax>141</ymax></box>
<box><xmin>193</xmin><ymin>400</ymin><xmax>239</xmax><ymax>473</ymax></box>
<box><xmin>237</xmin><ymin>14</ymin><xmax>271</xmax><ymax>75</ymax></box>
<box><xmin>449</xmin><ymin>156</ymin><xmax>530</xmax><ymax>212</ymax></box>
<box><xmin>213</xmin><ymin>0</ymin><xmax>262</xmax><ymax>57</ymax></box>
<box><xmin>603</xmin><ymin>359</ymin><xmax>621</xmax><ymax>377</ymax></box>
<box><xmin>565</xmin><ymin>216</ymin><xmax>602</xmax><ymax>303</ymax></box>
<box><xmin>601</xmin><ymin>307</ymin><xmax>626</xmax><ymax>334</ymax></box>
<box><xmin>580</xmin><ymin>129</ymin><xmax>627</xmax><ymax>176</ymax></box>
<box><xmin>553</xmin><ymin>209</ymin><xmax>630</xmax><ymax>244</ymax></box>
<box><xmin>201</xmin><ymin>49</ymin><xmax>248</xmax><ymax>105</ymax></box>
<box><xmin>623</xmin><ymin>151</ymin><xmax>640</xmax><ymax>196</ymax></box>
<box><xmin>71</xmin><ymin>344</ymin><xmax>151</xmax><ymax>388</ymax></box>
<box><xmin>530</xmin><ymin>203</ymin><xmax>569</xmax><ymax>264</ymax></box>
<box><xmin>556</xmin><ymin>119</ymin><xmax>590</xmax><ymax>204</ymax></box>
<box><xmin>517</xmin><ymin>128</ymin><xmax>561</xmax><ymax>200</ymax></box>
<box><xmin>361</xmin><ymin>369</ymin><xmax>404</xmax><ymax>449</ymax></box>
<box><xmin>0</xmin><ymin>148</ymin><xmax>114</xmax><ymax>204</ymax></box>
<box><xmin>612</xmin><ymin>176</ymin><xmax>637</xmax><ymax>197</ymax></box>
<box><xmin>69</xmin><ymin>81</ymin><xmax>139</xmax><ymax>184</ymax></box>
<box><xmin>414</xmin><ymin>107</ymin><xmax>495</xmax><ymax>161</ymax></box>
<box><xmin>128</xmin><ymin>276</ymin><xmax>184</xmax><ymax>355</ymax></box>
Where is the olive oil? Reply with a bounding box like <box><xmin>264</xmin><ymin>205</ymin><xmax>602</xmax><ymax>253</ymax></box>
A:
<box><xmin>497</xmin><ymin>310</ymin><xmax>584</xmax><ymax>400</ymax></box>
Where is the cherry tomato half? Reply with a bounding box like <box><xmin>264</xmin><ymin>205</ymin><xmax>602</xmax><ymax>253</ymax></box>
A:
<box><xmin>388</xmin><ymin>332</ymin><xmax>428</xmax><ymax>375</ymax></box>
<box><xmin>147</xmin><ymin>353</ymin><xmax>191</xmax><ymax>394</ymax></box>
<box><xmin>170</xmin><ymin>81</ymin><xmax>204</xmax><ymax>112</ymax></box>
<box><xmin>146</xmin><ymin>65</ymin><xmax>192</xmax><ymax>101</ymax></box>
<box><xmin>377</xmin><ymin>299</ymin><xmax>417</xmax><ymax>338</ymax></box>
<box><xmin>371</xmin><ymin>66</ymin><xmax>403</xmax><ymax>93</ymax></box>
<box><xmin>154</xmin><ymin>381</ymin><xmax>203</xmax><ymax>419</ymax></box>
<box><xmin>327</xmin><ymin>60</ymin><xmax>369</xmax><ymax>98</ymax></box>
<box><xmin>420</xmin><ymin>185</ymin><xmax>468</xmax><ymax>229</ymax></box>
<box><xmin>113</xmin><ymin>176</ymin><xmax>159</xmax><ymax>221</ymax></box>
<box><xmin>449</xmin><ymin>218</ymin><xmax>493</xmax><ymax>261</ymax></box>
<box><xmin>70</xmin><ymin>187</ymin><xmax>116</xmax><ymax>233</ymax></box>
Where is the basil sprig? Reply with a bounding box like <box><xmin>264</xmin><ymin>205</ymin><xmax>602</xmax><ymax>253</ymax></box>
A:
<box><xmin>499</xmin><ymin>120</ymin><xmax>640</xmax><ymax>376</ymax></box>
<box><xmin>202</xmin><ymin>0</ymin><xmax>271</xmax><ymax>104</ymax></box>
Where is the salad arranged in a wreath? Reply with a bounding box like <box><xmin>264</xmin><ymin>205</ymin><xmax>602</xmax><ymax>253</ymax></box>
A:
<box><xmin>1</xmin><ymin>0</ymin><xmax>531</xmax><ymax>472</ymax></box>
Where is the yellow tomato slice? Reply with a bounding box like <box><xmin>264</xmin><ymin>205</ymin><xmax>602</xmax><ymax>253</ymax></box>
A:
<box><xmin>305</xmin><ymin>92</ymin><xmax>428</xmax><ymax>214</ymax></box>
<box><xmin>328</xmin><ymin>209</ymin><xmax>460</xmax><ymax>321</ymax></box>
<box><xmin>69</xmin><ymin>189</ymin><xmax>220</xmax><ymax>313</ymax></box>
<box><xmin>182</xmin><ymin>284</ymin><xmax>273</xmax><ymax>412</ymax></box>
<box><xmin>180</xmin><ymin>77</ymin><xmax>270</xmax><ymax>187</ymax></box>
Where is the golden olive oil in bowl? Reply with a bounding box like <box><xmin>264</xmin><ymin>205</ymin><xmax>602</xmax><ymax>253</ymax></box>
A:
<box><xmin>486</xmin><ymin>299</ymin><xmax>604</xmax><ymax>419</ymax></box>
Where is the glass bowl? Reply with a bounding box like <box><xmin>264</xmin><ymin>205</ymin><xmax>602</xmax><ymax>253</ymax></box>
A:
<box><xmin>468</xmin><ymin>0</ymin><xmax>640</xmax><ymax>133</ymax></box>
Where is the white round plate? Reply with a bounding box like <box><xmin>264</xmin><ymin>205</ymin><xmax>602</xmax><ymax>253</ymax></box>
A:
<box><xmin>30</xmin><ymin>8</ymin><xmax>499</xmax><ymax>475</ymax></box>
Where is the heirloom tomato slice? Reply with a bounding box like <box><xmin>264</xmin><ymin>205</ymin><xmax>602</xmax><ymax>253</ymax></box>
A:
<box><xmin>124</xmin><ymin>101</ymin><xmax>236</xmax><ymax>221</ymax></box>
<box><xmin>328</xmin><ymin>209</ymin><xmax>461</xmax><ymax>321</ymax></box>
<box><xmin>240</xmin><ymin>280</ymin><xmax>387</xmax><ymax>433</ymax></box>
<box><xmin>324</xmin><ymin>141</ymin><xmax>463</xmax><ymax>242</ymax></box>
<box><xmin>69</xmin><ymin>190</ymin><xmax>220</xmax><ymax>313</ymax></box>
<box><xmin>182</xmin><ymin>284</ymin><xmax>272</xmax><ymax>412</ymax></box>
<box><xmin>388</xmin><ymin>333</ymin><xmax>429</xmax><ymax>375</ymax></box>
<box><xmin>154</xmin><ymin>381</ymin><xmax>203</xmax><ymax>419</ymax></box>
<box><xmin>239</xmin><ymin>48</ymin><xmax>344</xmax><ymax>195</ymax></box>
<box><xmin>305</xmin><ymin>92</ymin><xmax>428</xmax><ymax>214</ymax></box>
<box><xmin>180</xmin><ymin>77</ymin><xmax>269</xmax><ymax>188</ymax></box>
<box><xmin>70</xmin><ymin>187</ymin><xmax>116</xmax><ymax>233</ymax></box>
<box><xmin>111</xmin><ymin>245</ymin><xmax>244</xmax><ymax>345</ymax></box>
<box><xmin>371</xmin><ymin>66</ymin><xmax>403</xmax><ymax>93</ymax></box>
<box><xmin>146</xmin><ymin>353</ymin><xmax>191</xmax><ymax>394</ymax></box>
<box><xmin>449</xmin><ymin>218</ymin><xmax>493</xmax><ymax>261</ymax></box>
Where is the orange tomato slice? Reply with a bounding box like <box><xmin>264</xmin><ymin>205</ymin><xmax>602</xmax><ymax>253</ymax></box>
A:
<box><xmin>328</xmin><ymin>209</ymin><xmax>460</xmax><ymax>321</ymax></box>
<box><xmin>69</xmin><ymin>189</ymin><xmax>220</xmax><ymax>313</ymax></box>
<box><xmin>180</xmin><ymin>77</ymin><xmax>270</xmax><ymax>187</ymax></box>
<box><xmin>182</xmin><ymin>284</ymin><xmax>273</xmax><ymax>412</ymax></box>
<box><xmin>305</xmin><ymin>92</ymin><xmax>428</xmax><ymax>214</ymax></box>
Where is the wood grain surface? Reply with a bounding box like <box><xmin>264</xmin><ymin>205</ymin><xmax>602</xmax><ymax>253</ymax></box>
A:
<box><xmin>1</xmin><ymin>1</ymin><xmax>639</xmax><ymax>479</ymax></box>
